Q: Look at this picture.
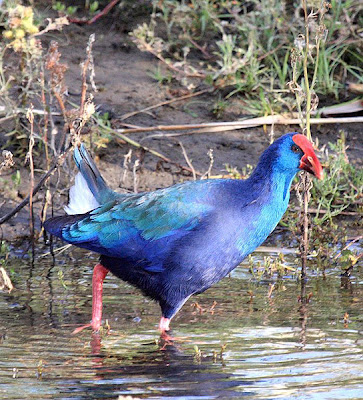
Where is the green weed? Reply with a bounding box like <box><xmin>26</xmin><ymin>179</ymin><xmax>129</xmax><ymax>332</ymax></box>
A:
<box><xmin>131</xmin><ymin>0</ymin><xmax>363</xmax><ymax>116</ymax></box>
<box><xmin>148</xmin><ymin>66</ymin><xmax>173</xmax><ymax>85</ymax></box>
<box><xmin>212</xmin><ymin>98</ymin><xmax>228</xmax><ymax>119</ymax></box>
<box><xmin>52</xmin><ymin>2</ymin><xmax>78</xmax><ymax>16</ymax></box>
<box><xmin>311</xmin><ymin>133</ymin><xmax>362</xmax><ymax>226</ymax></box>
<box><xmin>224</xmin><ymin>163</ymin><xmax>253</xmax><ymax>180</ymax></box>
<box><xmin>0</xmin><ymin>240</ymin><xmax>9</xmax><ymax>258</ymax></box>
<box><xmin>248</xmin><ymin>253</ymin><xmax>298</xmax><ymax>280</ymax></box>
<box><xmin>286</xmin><ymin>133</ymin><xmax>361</xmax><ymax>270</ymax></box>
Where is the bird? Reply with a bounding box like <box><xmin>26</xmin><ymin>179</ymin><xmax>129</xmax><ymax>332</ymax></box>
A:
<box><xmin>44</xmin><ymin>133</ymin><xmax>323</xmax><ymax>334</ymax></box>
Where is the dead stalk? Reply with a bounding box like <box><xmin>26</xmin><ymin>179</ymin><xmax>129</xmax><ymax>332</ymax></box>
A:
<box><xmin>133</xmin><ymin>159</ymin><xmax>140</xmax><ymax>193</ymax></box>
<box><xmin>115</xmin><ymin>116</ymin><xmax>363</xmax><ymax>135</ymax></box>
<box><xmin>202</xmin><ymin>149</ymin><xmax>214</xmax><ymax>179</ymax></box>
<box><xmin>27</xmin><ymin>105</ymin><xmax>35</xmax><ymax>250</ymax></box>
<box><xmin>40</xmin><ymin>71</ymin><xmax>50</xmax><ymax>170</ymax></box>
<box><xmin>0</xmin><ymin>146</ymin><xmax>72</xmax><ymax>226</ymax></box>
<box><xmin>98</xmin><ymin>120</ymin><xmax>202</xmax><ymax>176</ymax></box>
<box><xmin>299</xmin><ymin>173</ymin><xmax>313</xmax><ymax>279</ymax></box>
<box><xmin>80</xmin><ymin>34</ymin><xmax>96</xmax><ymax>116</ymax></box>
<box><xmin>1</xmin><ymin>35</ymin><xmax>97</xmax><ymax>228</ymax></box>
<box><xmin>296</xmin><ymin>1</ymin><xmax>327</xmax><ymax>282</ymax></box>
<box><xmin>144</xmin><ymin>43</ymin><xmax>205</xmax><ymax>78</ymax></box>
<box><xmin>121</xmin><ymin>149</ymin><xmax>132</xmax><ymax>187</ymax></box>
<box><xmin>179</xmin><ymin>141</ymin><xmax>196</xmax><ymax>180</ymax></box>
<box><xmin>120</xmin><ymin>89</ymin><xmax>211</xmax><ymax>121</ymax></box>
<box><xmin>39</xmin><ymin>70</ymin><xmax>52</xmax><ymax>235</ymax></box>
<box><xmin>68</xmin><ymin>0</ymin><xmax>120</xmax><ymax>25</ymax></box>
<box><xmin>302</xmin><ymin>0</ymin><xmax>312</xmax><ymax>141</ymax></box>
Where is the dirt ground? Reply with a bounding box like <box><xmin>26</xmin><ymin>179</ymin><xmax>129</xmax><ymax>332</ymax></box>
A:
<box><xmin>0</xmin><ymin>18</ymin><xmax>362</xmax><ymax>242</ymax></box>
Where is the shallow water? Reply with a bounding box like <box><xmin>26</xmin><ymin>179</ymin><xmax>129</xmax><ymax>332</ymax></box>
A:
<box><xmin>0</xmin><ymin>248</ymin><xmax>362</xmax><ymax>400</ymax></box>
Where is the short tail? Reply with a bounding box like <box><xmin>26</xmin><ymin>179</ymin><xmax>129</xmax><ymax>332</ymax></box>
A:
<box><xmin>45</xmin><ymin>144</ymin><xmax>115</xmax><ymax>236</ymax></box>
<box><xmin>64</xmin><ymin>144</ymin><xmax>115</xmax><ymax>215</ymax></box>
<box><xmin>73</xmin><ymin>144</ymin><xmax>112</xmax><ymax>204</ymax></box>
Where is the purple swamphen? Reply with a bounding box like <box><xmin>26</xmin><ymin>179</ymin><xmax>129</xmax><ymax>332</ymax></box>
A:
<box><xmin>44</xmin><ymin>133</ymin><xmax>323</xmax><ymax>334</ymax></box>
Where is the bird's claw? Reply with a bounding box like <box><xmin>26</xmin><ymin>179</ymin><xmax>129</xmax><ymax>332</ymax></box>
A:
<box><xmin>71</xmin><ymin>320</ymin><xmax>110</xmax><ymax>335</ymax></box>
<box><xmin>72</xmin><ymin>323</ymin><xmax>93</xmax><ymax>335</ymax></box>
<box><xmin>159</xmin><ymin>331</ymin><xmax>175</xmax><ymax>349</ymax></box>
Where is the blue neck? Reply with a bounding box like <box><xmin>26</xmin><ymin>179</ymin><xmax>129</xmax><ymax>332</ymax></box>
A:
<box><xmin>248</xmin><ymin>142</ymin><xmax>299</xmax><ymax>203</ymax></box>
<box><xmin>234</xmin><ymin>162</ymin><xmax>298</xmax><ymax>258</ymax></box>
<box><xmin>270</xmin><ymin>167</ymin><xmax>297</xmax><ymax>204</ymax></box>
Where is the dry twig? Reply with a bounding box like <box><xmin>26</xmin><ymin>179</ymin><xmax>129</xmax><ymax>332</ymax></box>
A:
<box><xmin>0</xmin><ymin>150</ymin><xmax>14</xmax><ymax>174</ymax></box>
<box><xmin>0</xmin><ymin>147</ymin><xmax>72</xmax><ymax>225</ymax></box>
<box><xmin>0</xmin><ymin>35</ymin><xmax>97</xmax><ymax>226</ymax></box>
<box><xmin>0</xmin><ymin>267</ymin><xmax>13</xmax><ymax>293</ymax></box>
<box><xmin>68</xmin><ymin>0</ymin><xmax>120</xmax><ymax>25</ymax></box>
<box><xmin>98</xmin><ymin>120</ymin><xmax>202</xmax><ymax>176</ymax></box>
<box><xmin>26</xmin><ymin>105</ymin><xmax>35</xmax><ymax>246</ymax></box>
<box><xmin>179</xmin><ymin>141</ymin><xmax>196</xmax><ymax>180</ymax></box>
<box><xmin>333</xmin><ymin>236</ymin><xmax>362</xmax><ymax>261</ymax></box>
<box><xmin>120</xmin><ymin>89</ymin><xmax>211</xmax><ymax>121</ymax></box>
<box><xmin>115</xmin><ymin>116</ymin><xmax>363</xmax><ymax>135</ymax></box>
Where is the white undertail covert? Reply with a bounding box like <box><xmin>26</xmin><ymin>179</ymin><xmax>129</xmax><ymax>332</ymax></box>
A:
<box><xmin>64</xmin><ymin>172</ymin><xmax>100</xmax><ymax>215</ymax></box>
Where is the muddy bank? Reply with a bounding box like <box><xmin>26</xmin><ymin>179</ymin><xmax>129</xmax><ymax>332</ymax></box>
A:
<box><xmin>0</xmin><ymin>21</ymin><xmax>362</xmax><ymax>242</ymax></box>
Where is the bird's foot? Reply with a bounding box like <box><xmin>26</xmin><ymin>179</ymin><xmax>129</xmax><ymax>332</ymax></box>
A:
<box><xmin>157</xmin><ymin>317</ymin><xmax>173</xmax><ymax>347</ymax></box>
<box><xmin>72</xmin><ymin>263</ymin><xmax>110</xmax><ymax>335</ymax></box>
<box><xmin>72</xmin><ymin>320</ymin><xmax>102</xmax><ymax>335</ymax></box>
<box><xmin>159</xmin><ymin>330</ymin><xmax>175</xmax><ymax>348</ymax></box>
<box><xmin>158</xmin><ymin>330</ymin><xmax>191</xmax><ymax>349</ymax></box>
<box><xmin>72</xmin><ymin>318</ymin><xmax>111</xmax><ymax>335</ymax></box>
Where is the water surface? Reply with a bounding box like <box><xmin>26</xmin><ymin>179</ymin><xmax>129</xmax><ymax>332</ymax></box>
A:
<box><xmin>0</xmin><ymin>248</ymin><xmax>362</xmax><ymax>399</ymax></box>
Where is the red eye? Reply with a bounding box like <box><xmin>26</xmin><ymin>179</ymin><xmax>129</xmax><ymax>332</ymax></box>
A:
<box><xmin>292</xmin><ymin>145</ymin><xmax>301</xmax><ymax>153</ymax></box>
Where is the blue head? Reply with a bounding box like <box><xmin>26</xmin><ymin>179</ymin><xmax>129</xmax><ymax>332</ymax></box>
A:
<box><xmin>253</xmin><ymin>133</ymin><xmax>323</xmax><ymax>181</ymax></box>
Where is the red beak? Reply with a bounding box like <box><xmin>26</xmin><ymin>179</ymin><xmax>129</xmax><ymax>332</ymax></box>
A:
<box><xmin>292</xmin><ymin>134</ymin><xmax>324</xmax><ymax>180</ymax></box>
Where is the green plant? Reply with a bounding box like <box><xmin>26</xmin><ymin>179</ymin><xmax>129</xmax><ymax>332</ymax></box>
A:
<box><xmin>57</xmin><ymin>269</ymin><xmax>68</xmax><ymax>290</ymax></box>
<box><xmin>131</xmin><ymin>0</ymin><xmax>362</xmax><ymax>116</ymax></box>
<box><xmin>89</xmin><ymin>111</ymin><xmax>113</xmax><ymax>149</ymax></box>
<box><xmin>148</xmin><ymin>66</ymin><xmax>173</xmax><ymax>85</ymax></box>
<box><xmin>224</xmin><ymin>163</ymin><xmax>253</xmax><ymax>180</ymax></box>
<box><xmin>0</xmin><ymin>240</ymin><xmax>9</xmax><ymax>258</ymax></box>
<box><xmin>281</xmin><ymin>133</ymin><xmax>362</xmax><ymax>269</ymax></box>
<box><xmin>11</xmin><ymin>170</ymin><xmax>21</xmax><ymax>186</ymax></box>
<box><xmin>311</xmin><ymin>133</ymin><xmax>363</xmax><ymax>225</ymax></box>
<box><xmin>1</xmin><ymin>4</ymin><xmax>39</xmax><ymax>51</ymax></box>
<box><xmin>339</xmin><ymin>249</ymin><xmax>361</xmax><ymax>275</ymax></box>
<box><xmin>89</xmin><ymin>1</ymin><xmax>99</xmax><ymax>15</ymax></box>
<box><xmin>212</xmin><ymin>98</ymin><xmax>227</xmax><ymax>119</ymax></box>
<box><xmin>52</xmin><ymin>2</ymin><xmax>78</xmax><ymax>16</ymax></box>
<box><xmin>248</xmin><ymin>253</ymin><xmax>297</xmax><ymax>280</ymax></box>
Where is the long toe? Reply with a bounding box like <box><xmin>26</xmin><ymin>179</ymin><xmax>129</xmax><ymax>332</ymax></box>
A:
<box><xmin>72</xmin><ymin>323</ymin><xmax>92</xmax><ymax>335</ymax></box>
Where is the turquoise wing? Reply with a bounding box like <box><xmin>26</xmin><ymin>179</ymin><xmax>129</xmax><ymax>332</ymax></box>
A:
<box><xmin>61</xmin><ymin>181</ymin><xmax>215</xmax><ymax>260</ymax></box>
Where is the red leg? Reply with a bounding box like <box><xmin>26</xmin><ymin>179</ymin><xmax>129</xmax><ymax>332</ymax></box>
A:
<box><xmin>73</xmin><ymin>263</ymin><xmax>109</xmax><ymax>334</ymax></box>
<box><xmin>159</xmin><ymin>316</ymin><xmax>170</xmax><ymax>332</ymax></box>
<box><xmin>158</xmin><ymin>317</ymin><xmax>181</xmax><ymax>346</ymax></box>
